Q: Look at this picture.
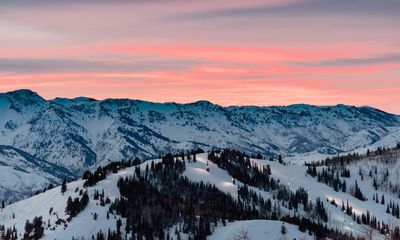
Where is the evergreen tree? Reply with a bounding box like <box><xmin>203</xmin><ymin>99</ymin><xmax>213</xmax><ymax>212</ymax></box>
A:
<box><xmin>353</xmin><ymin>181</ymin><xmax>365</xmax><ymax>201</ymax></box>
<box><xmin>278</xmin><ymin>155</ymin><xmax>283</xmax><ymax>164</ymax></box>
<box><xmin>24</xmin><ymin>220</ymin><xmax>33</xmax><ymax>239</ymax></box>
<box><xmin>33</xmin><ymin>216</ymin><xmax>44</xmax><ymax>239</ymax></box>
<box><xmin>61</xmin><ymin>179</ymin><xmax>67</xmax><ymax>194</ymax></box>
<box><xmin>280</xmin><ymin>223</ymin><xmax>287</xmax><ymax>234</ymax></box>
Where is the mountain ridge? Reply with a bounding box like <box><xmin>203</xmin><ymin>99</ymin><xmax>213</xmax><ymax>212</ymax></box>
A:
<box><xmin>0</xmin><ymin>89</ymin><xmax>400</xmax><ymax>201</ymax></box>
<box><xmin>5</xmin><ymin>89</ymin><xmax>400</xmax><ymax>115</ymax></box>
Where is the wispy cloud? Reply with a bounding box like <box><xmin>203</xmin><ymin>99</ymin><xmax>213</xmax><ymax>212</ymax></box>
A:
<box><xmin>167</xmin><ymin>0</ymin><xmax>400</xmax><ymax>21</ymax></box>
<box><xmin>0</xmin><ymin>57</ymin><xmax>201</xmax><ymax>73</ymax></box>
<box><xmin>288</xmin><ymin>53</ymin><xmax>400</xmax><ymax>67</ymax></box>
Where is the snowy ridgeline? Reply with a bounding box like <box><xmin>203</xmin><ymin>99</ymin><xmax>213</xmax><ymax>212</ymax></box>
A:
<box><xmin>1</xmin><ymin>149</ymin><xmax>400</xmax><ymax>240</ymax></box>
<box><xmin>1</xmin><ymin>89</ymin><xmax>400</xmax><ymax>202</ymax></box>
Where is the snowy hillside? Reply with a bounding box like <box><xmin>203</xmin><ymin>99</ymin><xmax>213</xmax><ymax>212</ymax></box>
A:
<box><xmin>0</xmin><ymin>153</ymin><xmax>319</xmax><ymax>240</ymax></box>
<box><xmin>1</xmin><ymin>89</ymin><xmax>400</xmax><ymax>202</ymax></box>
<box><xmin>1</xmin><ymin>149</ymin><xmax>400</xmax><ymax>239</ymax></box>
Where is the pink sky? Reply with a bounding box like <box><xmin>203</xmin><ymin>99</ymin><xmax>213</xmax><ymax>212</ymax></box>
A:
<box><xmin>0</xmin><ymin>0</ymin><xmax>399</xmax><ymax>113</ymax></box>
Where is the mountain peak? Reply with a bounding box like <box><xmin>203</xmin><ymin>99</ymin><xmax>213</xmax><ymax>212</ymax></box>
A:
<box><xmin>7</xmin><ymin>89</ymin><xmax>39</xmax><ymax>96</ymax></box>
<box><xmin>4</xmin><ymin>89</ymin><xmax>46</xmax><ymax>103</ymax></box>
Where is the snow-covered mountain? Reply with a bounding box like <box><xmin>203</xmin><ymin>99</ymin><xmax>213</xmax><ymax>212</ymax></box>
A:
<box><xmin>1</xmin><ymin>89</ymin><xmax>400</xmax><ymax>201</ymax></box>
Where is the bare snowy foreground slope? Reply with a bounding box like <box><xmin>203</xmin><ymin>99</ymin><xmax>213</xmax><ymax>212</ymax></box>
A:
<box><xmin>1</xmin><ymin>149</ymin><xmax>400</xmax><ymax>239</ymax></box>
<box><xmin>1</xmin><ymin>89</ymin><xmax>400</xmax><ymax>202</ymax></box>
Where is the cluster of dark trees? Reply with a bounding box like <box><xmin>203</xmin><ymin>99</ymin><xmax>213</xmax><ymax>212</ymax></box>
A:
<box><xmin>83</xmin><ymin>161</ymin><xmax>138</xmax><ymax>188</ymax></box>
<box><xmin>87</xmin><ymin>219</ymin><xmax>123</xmax><ymax>240</ymax></box>
<box><xmin>209</xmin><ymin>149</ymin><xmax>333</xmax><ymax>223</ymax></box>
<box><xmin>306</xmin><ymin>143</ymin><xmax>400</xmax><ymax>167</ymax></box>
<box><xmin>23</xmin><ymin>216</ymin><xmax>44</xmax><ymax>240</ymax></box>
<box><xmin>109</xmin><ymin>158</ymin><xmax>258</xmax><ymax>240</ymax></box>
<box><xmin>208</xmin><ymin>149</ymin><xmax>272</xmax><ymax>190</ymax></box>
<box><xmin>304</xmin><ymin>143</ymin><xmax>400</xmax><ymax>238</ymax></box>
<box><xmin>306</xmin><ymin>143</ymin><xmax>400</xmax><ymax>200</ymax></box>
<box><xmin>306</xmin><ymin>165</ymin><xmax>369</xmax><ymax>201</ymax></box>
<box><xmin>79</xmin><ymin>150</ymin><xmax>202</xmax><ymax>195</ymax></box>
<box><xmin>104</xmin><ymin>154</ymin><xmax>360</xmax><ymax>240</ymax></box>
<box><xmin>0</xmin><ymin>225</ymin><xmax>17</xmax><ymax>240</ymax></box>
<box><xmin>339</xmin><ymin>198</ymin><xmax>399</xmax><ymax>237</ymax></box>
<box><xmin>65</xmin><ymin>191</ymin><xmax>89</xmax><ymax>219</ymax></box>
<box><xmin>88</xmin><ymin>222</ymin><xmax>123</xmax><ymax>240</ymax></box>
<box><xmin>305</xmin><ymin>156</ymin><xmax>400</xmax><ymax>237</ymax></box>
<box><xmin>385</xmin><ymin>199</ymin><xmax>400</xmax><ymax>219</ymax></box>
<box><xmin>94</xmin><ymin>189</ymin><xmax>111</xmax><ymax>207</ymax></box>
<box><xmin>306</xmin><ymin>166</ymin><xmax>348</xmax><ymax>193</ymax></box>
<box><xmin>79</xmin><ymin>149</ymin><xmax>200</xmax><ymax>190</ymax></box>
<box><xmin>33</xmin><ymin>183</ymin><xmax>55</xmax><ymax>196</ymax></box>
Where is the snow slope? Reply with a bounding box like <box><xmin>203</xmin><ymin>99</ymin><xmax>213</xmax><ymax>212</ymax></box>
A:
<box><xmin>0</xmin><ymin>166</ymin><xmax>139</xmax><ymax>239</ymax></box>
<box><xmin>3</xmin><ymin>151</ymin><xmax>399</xmax><ymax>239</ymax></box>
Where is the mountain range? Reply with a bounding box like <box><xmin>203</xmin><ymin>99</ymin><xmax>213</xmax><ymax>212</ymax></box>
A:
<box><xmin>1</xmin><ymin>89</ymin><xmax>400</xmax><ymax>201</ymax></box>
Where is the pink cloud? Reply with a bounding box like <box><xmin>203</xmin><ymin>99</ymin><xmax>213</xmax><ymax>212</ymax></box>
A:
<box><xmin>0</xmin><ymin>0</ymin><xmax>399</xmax><ymax>113</ymax></box>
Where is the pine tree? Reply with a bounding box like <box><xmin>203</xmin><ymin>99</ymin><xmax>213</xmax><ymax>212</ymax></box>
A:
<box><xmin>116</xmin><ymin>218</ymin><xmax>122</xmax><ymax>237</ymax></box>
<box><xmin>354</xmin><ymin>181</ymin><xmax>365</xmax><ymax>201</ymax></box>
<box><xmin>341</xmin><ymin>200</ymin><xmax>345</xmax><ymax>212</ymax></box>
<box><xmin>24</xmin><ymin>220</ymin><xmax>33</xmax><ymax>239</ymax></box>
<box><xmin>33</xmin><ymin>216</ymin><xmax>44</xmax><ymax>239</ymax></box>
<box><xmin>61</xmin><ymin>179</ymin><xmax>67</xmax><ymax>194</ymax></box>
<box><xmin>65</xmin><ymin>197</ymin><xmax>73</xmax><ymax>215</ymax></box>
<box><xmin>278</xmin><ymin>155</ymin><xmax>283</xmax><ymax>164</ymax></box>
<box><xmin>81</xmin><ymin>191</ymin><xmax>89</xmax><ymax>208</ymax></box>
<box><xmin>280</xmin><ymin>223</ymin><xmax>287</xmax><ymax>234</ymax></box>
